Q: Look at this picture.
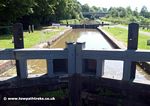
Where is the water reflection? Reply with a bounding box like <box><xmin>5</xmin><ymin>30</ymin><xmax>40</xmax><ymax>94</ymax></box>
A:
<box><xmin>50</xmin><ymin>29</ymin><xmax>80</xmax><ymax>48</ymax></box>
<box><xmin>49</xmin><ymin>29</ymin><xmax>113</xmax><ymax>49</ymax></box>
<box><xmin>77</xmin><ymin>30</ymin><xmax>112</xmax><ymax>50</ymax></box>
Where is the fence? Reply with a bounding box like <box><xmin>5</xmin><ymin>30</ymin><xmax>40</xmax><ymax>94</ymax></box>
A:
<box><xmin>0</xmin><ymin>42</ymin><xmax>150</xmax><ymax>81</ymax></box>
<box><xmin>1</xmin><ymin>23</ymin><xmax>150</xmax><ymax>105</ymax></box>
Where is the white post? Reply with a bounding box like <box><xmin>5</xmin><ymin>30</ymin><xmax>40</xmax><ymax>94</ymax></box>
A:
<box><xmin>96</xmin><ymin>59</ymin><xmax>104</xmax><ymax>77</ymax></box>
<box><xmin>67</xmin><ymin>42</ymin><xmax>76</xmax><ymax>74</ymax></box>
<box><xmin>47</xmin><ymin>59</ymin><xmax>54</xmax><ymax>77</ymax></box>
<box><xmin>76</xmin><ymin>42</ymin><xmax>85</xmax><ymax>74</ymax></box>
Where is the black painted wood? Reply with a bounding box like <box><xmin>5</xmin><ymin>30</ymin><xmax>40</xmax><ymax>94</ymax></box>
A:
<box><xmin>127</xmin><ymin>23</ymin><xmax>139</xmax><ymax>81</ymax></box>
<box><xmin>13</xmin><ymin>23</ymin><xmax>24</xmax><ymax>77</ymax></box>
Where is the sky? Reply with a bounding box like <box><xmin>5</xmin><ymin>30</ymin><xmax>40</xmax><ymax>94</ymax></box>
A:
<box><xmin>77</xmin><ymin>0</ymin><xmax>150</xmax><ymax>11</ymax></box>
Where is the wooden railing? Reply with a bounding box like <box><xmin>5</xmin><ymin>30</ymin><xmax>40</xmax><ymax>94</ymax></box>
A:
<box><xmin>1</xmin><ymin>23</ymin><xmax>150</xmax><ymax>106</ymax></box>
<box><xmin>0</xmin><ymin>42</ymin><xmax>150</xmax><ymax>81</ymax></box>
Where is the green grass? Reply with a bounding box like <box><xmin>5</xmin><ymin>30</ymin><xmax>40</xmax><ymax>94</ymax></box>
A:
<box><xmin>0</xmin><ymin>27</ymin><xmax>65</xmax><ymax>48</ymax></box>
<box><xmin>121</xmin><ymin>24</ymin><xmax>150</xmax><ymax>33</ymax></box>
<box><xmin>140</xmin><ymin>28</ymin><xmax>150</xmax><ymax>33</ymax></box>
<box><xmin>0</xmin><ymin>34</ymin><xmax>14</xmax><ymax>48</ymax></box>
<box><xmin>102</xmin><ymin>27</ymin><xmax>150</xmax><ymax>50</ymax></box>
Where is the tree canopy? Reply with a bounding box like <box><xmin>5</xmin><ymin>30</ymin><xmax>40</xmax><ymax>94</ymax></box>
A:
<box><xmin>105</xmin><ymin>6</ymin><xmax>150</xmax><ymax>26</ymax></box>
<box><xmin>0</xmin><ymin>0</ymin><xmax>35</xmax><ymax>25</ymax></box>
<box><xmin>0</xmin><ymin>0</ymin><xmax>150</xmax><ymax>27</ymax></box>
<box><xmin>0</xmin><ymin>0</ymin><xmax>82</xmax><ymax>27</ymax></box>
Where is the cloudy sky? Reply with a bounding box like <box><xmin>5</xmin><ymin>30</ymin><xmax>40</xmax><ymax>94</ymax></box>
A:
<box><xmin>77</xmin><ymin>0</ymin><xmax>150</xmax><ymax>11</ymax></box>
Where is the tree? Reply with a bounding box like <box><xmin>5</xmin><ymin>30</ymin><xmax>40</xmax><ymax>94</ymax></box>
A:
<box><xmin>129</xmin><ymin>16</ymin><xmax>138</xmax><ymax>23</ymax></box>
<box><xmin>97</xmin><ymin>7</ymin><xmax>103</xmax><ymax>12</ymax></box>
<box><xmin>54</xmin><ymin>0</ymin><xmax>82</xmax><ymax>20</ymax></box>
<box><xmin>126</xmin><ymin>6</ymin><xmax>132</xmax><ymax>17</ymax></box>
<box><xmin>133</xmin><ymin>8</ymin><xmax>139</xmax><ymax>18</ymax></box>
<box><xmin>117</xmin><ymin>7</ymin><xmax>127</xmax><ymax>17</ymax></box>
<box><xmin>108</xmin><ymin>7</ymin><xmax>118</xmax><ymax>17</ymax></box>
<box><xmin>81</xmin><ymin>4</ymin><xmax>90</xmax><ymax>12</ymax></box>
<box><xmin>140</xmin><ymin>6</ymin><xmax>150</xmax><ymax>18</ymax></box>
<box><xmin>90</xmin><ymin>6</ymin><xmax>98</xmax><ymax>12</ymax></box>
<box><xmin>102</xmin><ymin>8</ymin><xmax>108</xmax><ymax>13</ymax></box>
<box><xmin>32</xmin><ymin>0</ymin><xmax>56</xmax><ymax>24</ymax></box>
<box><xmin>0</xmin><ymin>0</ymin><xmax>35</xmax><ymax>25</ymax></box>
<box><xmin>0</xmin><ymin>0</ymin><xmax>83</xmax><ymax>26</ymax></box>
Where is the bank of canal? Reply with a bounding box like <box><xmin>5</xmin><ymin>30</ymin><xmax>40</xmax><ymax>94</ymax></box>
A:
<box><xmin>1</xmin><ymin>28</ymin><xmax>150</xmax><ymax>84</ymax></box>
<box><xmin>0</xmin><ymin>26</ymin><xmax>72</xmax><ymax>74</ymax></box>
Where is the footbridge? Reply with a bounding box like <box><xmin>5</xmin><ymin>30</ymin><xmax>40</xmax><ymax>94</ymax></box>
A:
<box><xmin>82</xmin><ymin>12</ymin><xmax>108</xmax><ymax>18</ymax></box>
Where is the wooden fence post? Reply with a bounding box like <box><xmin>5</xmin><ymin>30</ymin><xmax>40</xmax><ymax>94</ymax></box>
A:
<box><xmin>123</xmin><ymin>23</ymin><xmax>139</xmax><ymax>81</ymax></box>
<box><xmin>13</xmin><ymin>23</ymin><xmax>27</xmax><ymax>78</ymax></box>
<box><xmin>13</xmin><ymin>23</ymin><xmax>24</xmax><ymax>49</ymax></box>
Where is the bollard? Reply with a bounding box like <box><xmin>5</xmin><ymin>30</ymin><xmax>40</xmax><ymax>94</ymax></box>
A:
<box><xmin>102</xmin><ymin>22</ymin><xmax>104</xmax><ymax>26</ymax></box>
<box><xmin>28</xmin><ymin>25</ymin><xmax>31</xmax><ymax>33</ymax></box>
<box><xmin>31</xmin><ymin>25</ymin><xmax>34</xmax><ymax>33</ymax></box>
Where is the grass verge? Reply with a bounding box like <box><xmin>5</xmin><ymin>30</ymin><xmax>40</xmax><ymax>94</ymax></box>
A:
<box><xmin>102</xmin><ymin>27</ymin><xmax>150</xmax><ymax>50</ymax></box>
<box><xmin>0</xmin><ymin>27</ymin><xmax>65</xmax><ymax>48</ymax></box>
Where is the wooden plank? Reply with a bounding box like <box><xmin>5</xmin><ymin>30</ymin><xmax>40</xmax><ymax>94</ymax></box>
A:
<box><xmin>0</xmin><ymin>49</ymin><xmax>15</xmax><ymax>60</ymax></box>
<box><xmin>1</xmin><ymin>48</ymin><xmax>150</xmax><ymax>61</ymax></box>
<box><xmin>82</xmin><ymin>50</ymin><xmax>150</xmax><ymax>61</ymax></box>
<box><xmin>14</xmin><ymin>49</ymin><xmax>68</xmax><ymax>59</ymax></box>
